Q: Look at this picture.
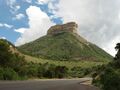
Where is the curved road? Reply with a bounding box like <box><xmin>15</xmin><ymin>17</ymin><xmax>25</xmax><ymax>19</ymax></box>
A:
<box><xmin>0</xmin><ymin>79</ymin><xmax>100</xmax><ymax>90</ymax></box>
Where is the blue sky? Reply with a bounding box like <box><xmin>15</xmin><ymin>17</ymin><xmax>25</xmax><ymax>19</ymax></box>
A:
<box><xmin>1</xmin><ymin>0</ymin><xmax>120</xmax><ymax>56</ymax></box>
<box><xmin>0</xmin><ymin>0</ymin><xmax>61</xmax><ymax>43</ymax></box>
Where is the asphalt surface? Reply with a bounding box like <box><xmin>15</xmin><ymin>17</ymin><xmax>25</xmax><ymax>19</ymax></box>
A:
<box><xmin>0</xmin><ymin>79</ymin><xmax>100</xmax><ymax>90</ymax></box>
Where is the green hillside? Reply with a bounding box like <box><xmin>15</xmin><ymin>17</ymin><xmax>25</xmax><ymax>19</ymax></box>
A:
<box><xmin>18</xmin><ymin>32</ymin><xmax>112</xmax><ymax>61</ymax></box>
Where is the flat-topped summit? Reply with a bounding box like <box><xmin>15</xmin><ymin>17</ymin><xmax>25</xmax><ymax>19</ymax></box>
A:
<box><xmin>47</xmin><ymin>22</ymin><xmax>78</xmax><ymax>35</ymax></box>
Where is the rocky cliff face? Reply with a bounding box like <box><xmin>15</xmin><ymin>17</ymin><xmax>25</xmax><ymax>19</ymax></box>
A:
<box><xmin>47</xmin><ymin>22</ymin><xmax>78</xmax><ymax>35</ymax></box>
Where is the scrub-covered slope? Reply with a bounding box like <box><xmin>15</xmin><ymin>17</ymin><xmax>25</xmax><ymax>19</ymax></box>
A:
<box><xmin>18</xmin><ymin>22</ymin><xmax>112</xmax><ymax>61</ymax></box>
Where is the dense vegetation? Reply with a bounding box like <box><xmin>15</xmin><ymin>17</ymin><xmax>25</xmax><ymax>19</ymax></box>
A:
<box><xmin>92</xmin><ymin>43</ymin><xmax>120</xmax><ymax>90</ymax></box>
<box><xmin>0</xmin><ymin>39</ymin><xmax>26</xmax><ymax>80</ymax></box>
<box><xmin>0</xmin><ymin>39</ymin><xmax>107</xmax><ymax>80</ymax></box>
<box><xmin>18</xmin><ymin>32</ymin><xmax>112</xmax><ymax>61</ymax></box>
<box><xmin>0</xmin><ymin>32</ymin><xmax>112</xmax><ymax>80</ymax></box>
<box><xmin>0</xmin><ymin>39</ymin><xmax>69</xmax><ymax>80</ymax></box>
<box><xmin>25</xmin><ymin>55</ymin><xmax>109</xmax><ymax>78</ymax></box>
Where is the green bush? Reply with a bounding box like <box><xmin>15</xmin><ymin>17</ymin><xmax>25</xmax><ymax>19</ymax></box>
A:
<box><xmin>55</xmin><ymin>66</ymin><xmax>68</xmax><ymax>78</ymax></box>
<box><xmin>0</xmin><ymin>40</ymin><xmax>12</xmax><ymax>67</ymax></box>
<box><xmin>70</xmin><ymin>66</ymin><xmax>93</xmax><ymax>78</ymax></box>
<box><xmin>0</xmin><ymin>68</ymin><xmax>19</xmax><ymax>80</ymax></box>
<box><xmin>0</xmin><ymin>67</ymin><xmax>4</xmax><ymax>80</ymax></box>
<box><xmin>93</xmin><ymin>66</ymin><xmax>120</xmax><ymax>90</ymax></box>
<box><xmin>100</xmin><ymin>68</ymin><xmax>120</xmax><ymax>90</ymax></box>
<box><xmin>92</xmin><ymin>43</ymin><xmax>120</xmax><ymax>90</ymax></box>
<box><xmin>17</xmin><ymin>62</ymin><xmax>69</xmax><ymax>79</ymax></box>
<box><xmin>37</xmin><ymin>64</ymin><xmax>45</xmax><ymax>78</ymax></box>
<box><xmin>43</xmin><ymin>64</ymin><xmax>56</xmax><ymax>78</ymax></box>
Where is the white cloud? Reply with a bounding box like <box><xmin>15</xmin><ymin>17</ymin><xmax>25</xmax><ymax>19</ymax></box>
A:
<box><xmin>36</xmin><ymin>0</ymin><xmax>49</xmax><ymax>4</ymax></box>
<box><xmin>15</xmin><ymin>6</ymin><xmax>54</xmax><ymax>46</ymax></box>
<box><xmin>36</xmin><ymin>0</ymin><xmax>59</xmax><ymax>20</ymax></box>
<box><xmin>103</xmin><ymin>36</ymin><xmax>119</xmax><ymax>57</ymax></box>
<box><xmin>4</xmin><ymin>24</ymin><xmax>13</xmax><ymax>28</ymax></box>
<box><xmin>25</xmin><ymin>0</ymin><xmax>32</xmax><ymax>3</ymax></box>
<box><xmin>0</xmin><ymin>23</ymin><xmax>4</xmax><ymax>27</ymax></box>
<box><xmin>48</xmin><ymin>0</ymin><xmax>58</xmax><ymax>14</ymax></box>
<box><xmin>0</xmin><ymin>37</ymin><xmax>6</xmax><ymax>40</ymax></box>
<box><xmin>6</xmin><ymin>0</ymin><xmax>16</xmax><ymax>6</ymax></box>
<box><xmin>13</xmin><ymin>13</ymin><xmax>25</xmax><ymax>20</ymax></box>
<box><xmin>53</xmin><ymin>0</ymin><xmax>120</xmax><ymax>56</ymax></box>
<box><xmin>16</xmin><ymin>5</ymin><xmax>20</xmax><ymax>10</ymax></box>
<box><xmin>6</xmin><ymin>0</ymin><xmax>20</xmax><ymax>13</ymax></box>
<box><xmin>14</xmin><ymin>28</ymin><xmax>26</xmax><ymax>33</ymax></box>
<box><xmin>0</xmin><ymin>23</ymin><xmax>13</xmax><ymax>29</ymax></box>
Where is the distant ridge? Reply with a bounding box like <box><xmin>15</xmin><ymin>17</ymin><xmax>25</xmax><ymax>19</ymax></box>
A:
<box><xmin>18</xmin><ymin>22</ymin><xmax>112</xmax><ymax>61</ymax></box>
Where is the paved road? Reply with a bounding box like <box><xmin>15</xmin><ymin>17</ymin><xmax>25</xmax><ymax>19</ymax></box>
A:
<box><xmin>0</xmin><ymin>79</ymin><xmax>99</xmax><ymax>90</ymax></box>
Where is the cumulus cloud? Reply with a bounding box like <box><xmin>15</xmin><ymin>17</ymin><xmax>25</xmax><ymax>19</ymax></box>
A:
<box><xmin>53</xmin><ymin>0</ymin><xmax>120</xmax><ymax>56</ymax></box>
<box><xmin>0</xmin><ymin>23</ymin><xmax>13</xmax><ymax>29</ymax></box>
<box><xmin>15</xmin><ymin>6</ymin><xmax>54</xmax><ymax>46</ymax></box>
<box><xmin>13</xmin><ymin>13</ymin><xmax>25</xmax><ymax>20</ymax></box>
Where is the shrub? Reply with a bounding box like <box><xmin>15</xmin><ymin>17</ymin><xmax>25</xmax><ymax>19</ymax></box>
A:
<box><xmin>2</xmin><ymin>68</ymin><xmax>19</xmax><ymax>80</ymax></box>
<box><xmin>93</xmin><ymin>67</ymin><xmax>120</xmax><ymax>90</ymax></box>
<box><xmin>43</xmin><ymin>64</ymin><xmax>56</xmax><ymax>78</ymax></box>
<box><xmin>0</xmin><ymin>67</ymin><xmax>4</xmax><ymax>80</ymax></box>
<box><xmin>55</xmin><ymin>66</ymin><xmax>68</xmax><ymax>78</ymax></box>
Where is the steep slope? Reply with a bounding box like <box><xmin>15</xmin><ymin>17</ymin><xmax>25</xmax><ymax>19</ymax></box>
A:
<box><xmin>0</xmin><ymin>39</ymin><xmax>25</xmax><ymax>58</ymax></box>
<box><xmin>18</xmin><ymin>32</ymin><xmax>112</xmax><ymax>61</ymax></box>
<box><xmin>0</xmin><ymin>39</ymin><xmax>25</xmax><ymax>68</ymax></box>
